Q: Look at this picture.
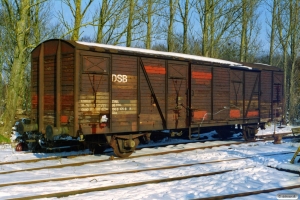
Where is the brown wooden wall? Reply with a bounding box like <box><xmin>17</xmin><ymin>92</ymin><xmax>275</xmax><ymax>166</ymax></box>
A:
<box><xmin>139</xmin><ymin>58</ymin><xmax>166</xmax><ymax>131</ymax></box>
<box><xmin>230</xmin><ymin>70</ymin><xmax>243</xmax><ymax>119</ymax></box>
<box><xmin>260</xmin><ymin>71</ymin><xmax>272</xmax><ymax>121</ymax></box>
<box><xmin>212</xmin><ymin>67</ymin><xmax>230</xmax><ymax>120</ymax></box>
<box><xmin>31</xmin><ymin>40</ymin><xmax>284</xmax><ymax>136</ymax></box>
<box><xmin>79</xmin><ymin>52</ymin><xmax>110</xmax><ymax>134</ymax></box>
<box><xmin>31</xmin><ymin>57</ymin><xmax>38</xmax><ymax>120</ymax></box>
<box><xmin>61</xmin><ymin>53</ymin><xmax>75</xmax><ymax>125</ymax></box>
<box><xmin>31</xmin><ymin>40</ymin><xmax>75</xmax><ymax>133</ymax></box>
<box><xmin>111</xmin><ymin>55</ymin><xmax>138</xmax><ymax>132</ymax></box>
<box><xmin>273</xmin><ymin>72</ymin><xmax>284</xmax><ymax>120</ymax></box>
<box><xmin>167</xmin><ymin>61</ymin><xmax>188</xmax><ymax>129</ymax></box>
<box><xmin>244</xmin><ymin>71</ymin><xmax>260</xmax><ymax>118</ymax></box>
<box><xmin>191</xmin><ymin>65</ymin><xmax>212</xmax><ymax>123</ymax></box>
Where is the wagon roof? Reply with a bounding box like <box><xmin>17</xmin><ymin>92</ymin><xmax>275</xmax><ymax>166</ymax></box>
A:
<box><xmin>75</xmin><ymin>41</ymin><xmax>253</xmax><ymax>70</ymax></box>
<box><xmin>237</xmin><ymin>62</ymin><xmax>283</xmax><ymax>71</ymax></box>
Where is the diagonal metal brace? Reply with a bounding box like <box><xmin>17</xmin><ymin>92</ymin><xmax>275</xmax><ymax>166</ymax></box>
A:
<box><xmin>139</xmin><ymin>58</ymin><xmax>167</xmax><ymax>129</ymax></box>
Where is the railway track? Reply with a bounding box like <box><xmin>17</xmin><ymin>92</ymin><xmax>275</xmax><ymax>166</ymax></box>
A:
<box><xmin>193</xmin><ymin>185</ymin><xmax>300</xmax><ymax>200</ymax></box>
<box><xmin>4</xmin><ymin>150</ymin><xmax>299</xmax><ymax>200</ymax></box>
<box><xmin>0</xmin><ymin>137</ymin><xmax>299</xmax><ymax>199</ymax></box>
<box><xmin>9</xmin><ymin>184</ymin><xmax>300</xmax><ymax>200</ymax></box>
<box><xmin>0</xmin><ymin>158</ymin><xmax>254</xmax><ymax>188</ymax></box>
<box><xmin>0</xmin><ymin>131</ymin><xmax>296</xmax><ymax>167</ymax></box>
<box><xmin>8</xmin><ymin>166</ymin><xmax>257</xmax><ymax>200</ymax></box>
<box><xmin>0</xmin><ymin>140</ymin><xmax>289</xmax><ymax>175</ymax></box>
<box><xmin>0</xmin><ymin>134</ymin><xmax>297</xmax><ymax>175</ymax></box>
<box><xmin>0</xmin><ymin>151</ymin><xmax>295</xmax><ymax>188</ymax></box>
<box><xmin>0</xmin><ymin>140</ymin><xmax>243</xmax><ymax>173</ymax></box>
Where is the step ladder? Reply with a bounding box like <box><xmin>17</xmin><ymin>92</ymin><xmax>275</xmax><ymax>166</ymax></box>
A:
<box><xmin>290</xmin><ymin>146</ymin><xmax>300</xmax><ymax>164</ymax></box>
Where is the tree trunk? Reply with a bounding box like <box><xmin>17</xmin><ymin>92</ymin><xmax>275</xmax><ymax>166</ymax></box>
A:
<box><xmin>288</xmin><ymin>0</ymin><xmax>300</xmax><ymax>125</ymax></box>
<box><xmin>209</xmin><ymin>0</ymin><xmax>215</xmax><ymax>57</ymax></box>
<box><xmin>96</xmin><ymin>0</ymin><xmax>108</xmax><ymax>43</ymax></box>
<box><xmin>168</xmin><ymin>0</ymin><xmax>178</xmax><ymax>52</ymax></box>
<box><xmin>240</xmin><ymin>0</ymin><xmax>247</xmax><ymax>62</ymax></box>
<box><xmin>269</xmin><ymin>0</ymin><xmax>277</xmax><ymax>65</ymax></box>
<box><xmin>146</xmin><ymin>0</ymin><xmax>153</xmax><ymax>49</ymax></box>
<box><xmin>202</xmin><ymin>0</ymin><xmax>209</xmax><ymax>56</ymax></box>
<box><xmin>0</xmin><ymin>0</ymin><xmax>30</xmax><ymax>137</ymax></box>
<box><xmin>182</xmin><ymin>0</ymin><xmax>188</xmax><ymax>53</ymax></box>
<box><xmin>71</xmin><ymin>0</ymin><xmax>82</xmax><ymax>40</ymax></box>
<box><xmin>126</xmin><ymin>0</ymin><xmax>135</xmax><ymax>47</ymax></box>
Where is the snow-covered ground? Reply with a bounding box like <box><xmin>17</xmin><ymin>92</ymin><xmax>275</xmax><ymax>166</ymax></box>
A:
<box><xmin>0</xmin><ymin>125</ymin><xmax>299</xmax><ymax>199</ymax></box>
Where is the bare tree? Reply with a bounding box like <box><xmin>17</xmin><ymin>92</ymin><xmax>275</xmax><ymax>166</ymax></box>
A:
<box><xmin>195</xmin><ymin>0</ymin><xmax>241</xmax><ymax>58</ymax></box>
<box><xmin>58</xmin><ymin>0</ymin><xmax>94</xmax><ymax>40</ymax></box>
<box><xmin>274</xmin><ymin>0</ymin><xmax>292</xmax><ymax>122</ymax></box>
<box><xmin>134</xmin><ymin>0</ymin><xmax>164</xmax><ymax>49</ymax></box>
<box><xmin>0</xmin><ymin>0</ymin><xmax>58</xmax><ymax>139</ymax></box>
<box><xmin>94</xmin><ymin>0</ymin><xmax>128</xmax><ymax>44</ymax></box>
<box><xmin>0</xmin><ymin>0</ymin><xmax>34</xmax><ymax>137</ymax></box>
<box><xmin>126</xmin><ymin>0</ymin><xmax>135</xmax><ymax>46</ymax></box>
<box><xmin>144</xmin><ymin>0</ymin><xmax>155</xmax><ymax>49</ymax></box>
<box><xmin>287</xmin><ymin>0</ymin><xmax>300</xmax><ymax>125</ymax></box>
<box><xmin>239</xmin><ymin>0</ymin><xmax>261</xmax><ymax>62</ymax></box>
<box><xmin>267</xmin><ymin>0</ymin><xmax>278</xmax><ymax>65</ymax></box>
<box><xmin>177</xmin><ymin>0</ymin><xmax>189</xmax><ymax>53</ymax></box>
<box><xmin>167</xmin><ymin>0</ymin><xmax>179</xmax><ymax>52</ymax></box>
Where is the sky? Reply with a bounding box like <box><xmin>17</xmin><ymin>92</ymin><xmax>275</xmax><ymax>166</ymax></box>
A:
<box><xmin>52</xmin><ymin>0</ymin><xmax>273</xmax><ymax>53</ymax></box>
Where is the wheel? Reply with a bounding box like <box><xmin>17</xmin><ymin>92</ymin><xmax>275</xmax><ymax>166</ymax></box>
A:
<box><xmin>243</xmin><ymin>126</ymin><xmax>257</xmax><ymax>141</ymax></box>
<box><xmin>15</xmin><ymin>142</ymin><xmax>28</xmax><ymax>151</ymax></box>
<box><xmin>113</xmin><ymin>147</ymin><xmax>133</xmax><ymax>158</ymax></box>
<box><xmin>112</xmin><ymin>138</ymin><xmax>139</xmax><ymax>158</ymax></box>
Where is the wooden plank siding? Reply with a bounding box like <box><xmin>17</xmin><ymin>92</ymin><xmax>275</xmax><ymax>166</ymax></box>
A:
<box><xmin>79</xmin><ymin>53</ymin><xmax>110</xmax><ymax>134</ymax></box>
<box><xmin>191</xmin><ymin>65</ymin><xmax>212</xmax><ymax>123</ymax></box>
<box><xmin>167</xmin><ymin>61</ymin><xmax>188</xmax><ymax>129</ymax></box>
<box><xmin>244</xmin><ymin>71</ymin><xmax>260</xmax><ymax>118</ymax></box>
<box><xmin>30</xmin><ymin>39</ymin><xmax>284</xmax><ymax>137</ymax></box>
<box><xmin>43</xmin><ymin>55</ymin><xmax>56</xmax><ymax>125</ymax></box>
<box><xmin>230</xmin><ymin>70</ymin><xmax>243</xmax><ymax>119</ymax></box>
<box><xmin>111</xmin><ymin>55</ymin><xmax>138</xmax><ymax>133</ymax></box>
<box><xmin>139</xmin><ymin>58</ymin><xmax>166</xmax><ymax>131</ymax></box>
<box><xmin>273</xmin><ymin>72</ymin><xmax>284</xmax><ymax>120</ymax></box>
<box><xmin>260</xmin><ymin>71</ymin><xmax>272</xmax><ymax>122</ymax></box>
<box><xmin>212</xmin><ymin>67</ymin><xmax>230</xmax><ymax>120</ymax></box>
<box><xmin>30</xmin><ymin>40</ymin><xmax>76</xmax><ymax>134</ymax></box>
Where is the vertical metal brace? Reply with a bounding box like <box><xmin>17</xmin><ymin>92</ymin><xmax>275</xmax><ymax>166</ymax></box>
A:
<box><xmin>38</xmin><ymin>43</ymin><xmax>44</xmax><ymax>133</ymax></box>
<box><xmin>56</xmin><ymin>40</ymin><xmax>61</xmax><ymax>129</ymax></box>
<box><xmin>271</xmin><ymin>71</ymin><xmax>274</xmax><ymax>121</ymax></box>
<box><xmin>74</xmin><ymin>48</ymin><xmax>80</xmax><ymax>136</ymax></box>
<box><xmin>187</xmin><ymin>62</ymin><xmax>191</xmax><ymax>127</ymax></box>
<box><xmin>137</xmin><ymin>57</ymin><xmax>140</xmax><ymax>131</ymax></box>
<box><xmin>243</xmin><ymin>71</ymin><xmax>245</xmax><ymax>120</ymax></box>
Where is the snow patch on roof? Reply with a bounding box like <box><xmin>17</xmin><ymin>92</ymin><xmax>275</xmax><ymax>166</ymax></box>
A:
<box><xmin>76</xmin><ymin>41</ymin><xmax>252</xmax><ymax>70</ymax></box>
<box><xmin>254</xmin><ymin>63</ymin><xmax>272</xmax><ymax>66</ymax></box>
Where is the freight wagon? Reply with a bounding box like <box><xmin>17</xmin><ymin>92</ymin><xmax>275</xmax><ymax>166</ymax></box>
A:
<box><xmin>12</xmin><ymin>39</ymin><xmax>284</xmax><ymax>157</ymax></box>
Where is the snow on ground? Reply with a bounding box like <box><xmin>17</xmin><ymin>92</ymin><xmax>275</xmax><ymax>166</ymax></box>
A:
<box><xmin>0</xmin><ymin>125</ymin><xmax>299</xmax><ymax>199</ymax></box>
<box><xmin>256</xmin><ymin>123</ymin><xmax>293</xmax><ymax>136</ymax></box>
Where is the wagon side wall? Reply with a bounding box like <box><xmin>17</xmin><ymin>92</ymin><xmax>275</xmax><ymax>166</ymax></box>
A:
<box><xmin>31</xmin><ymin>40</ymin><xmax>76</xmax><ymax>136</ymax></box>
<box><xmin>31</xmin><ymin>39</ymin><xmax>284</xmax><ymax>137</ymax></box>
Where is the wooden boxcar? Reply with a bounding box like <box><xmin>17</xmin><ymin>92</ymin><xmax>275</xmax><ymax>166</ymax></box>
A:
<box><xmin>22</xmin><ymin>39</ymin><xmax>284</xmax><ymax>157</ymax></box>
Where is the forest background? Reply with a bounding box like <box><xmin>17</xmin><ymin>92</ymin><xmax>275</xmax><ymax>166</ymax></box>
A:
<box><xmin>0</xmin><ymin>0</ymin><xmax>299</xmax><ymax>142</ymax></box>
